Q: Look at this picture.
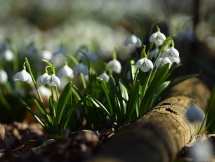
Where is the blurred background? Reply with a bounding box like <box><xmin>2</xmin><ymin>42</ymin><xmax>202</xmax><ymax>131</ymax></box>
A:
<box><xmin>0</xmin><ymin>0</ymin><xmax>215</xmax><ymax>122</ymax></box>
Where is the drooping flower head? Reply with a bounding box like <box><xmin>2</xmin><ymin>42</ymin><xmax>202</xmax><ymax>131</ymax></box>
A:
<box><xmin>36</xmin><ymin>73</ymin><xmax>49</xmax><ymax>85</ymax></box>
<box><xmin>13</xmin><ymin>70</ymin><xmax>32</xmax><ymax>84</ymax></box>
<box><xmin>0</xmin><ymin>69</ymin><xmax>8</xmax><ymax>84</ymax></box>
<box><xmin>73</xmin><ymin>63</ymin><xmax>89</xmax><ymax>75</ymax></box>
<box><xmin>149</xmin><ymin>27</ymin><xmax>166</xmax><ymax>46</ymax></box>
<box><xmin>135</xmin><ymin>58</ymin><xmax>154</xmax><ymax>72</ymax></box>
<box><xmin>124</xmin><ymin>34</ymin><xmax>142</xmax><ymax>48</ymax></box>
<box><xmin>43</xmin><ymin>74</ymin><xmax>61</xmax><ymax>87</ymax></box>
<box><xmin>98</xmin><ymin>72</ymin><xmax>110</xmax><ymax>82</ymax></box>
<box><xmin>155</xmin><ymin>57</ymin><xmax>172</xmax><ymax>68</ymax></box>
<box><xmin>106</xmin><ymin>59</ymin><xmax>122</xmax><ymax>74</ymax></box>
<box><xmin>58</xmin><ymin>64</ymin><xmax>74</xmax><ymax>79</ymax></box>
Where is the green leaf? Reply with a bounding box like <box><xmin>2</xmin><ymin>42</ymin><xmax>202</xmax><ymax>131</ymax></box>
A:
<box><xmin>119</xmin><ymin>79</ymin><xmax>129</xmax><ymax>115</ymax></box>
<box><xmin>126</xmin><ymin>80</ymin><xmax>140</xmax><ymax>122</ymax></box>
<box><xmin>56</xmin><ymin>82</ymin><xmax>73</xmax><ymax>124</ymax></box>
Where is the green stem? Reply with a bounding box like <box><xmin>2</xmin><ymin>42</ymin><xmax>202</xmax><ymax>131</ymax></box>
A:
<box><xmin>25</xmin><ymin>57</ymin><xmax>44</xmax><ymax>104</ymax></box>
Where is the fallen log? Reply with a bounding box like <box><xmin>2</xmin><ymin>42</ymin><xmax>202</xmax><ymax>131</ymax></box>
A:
<box><xmin>88</xmin><ymin>77</ymin><xmax>211</xmax><ymax>162</ymax></box>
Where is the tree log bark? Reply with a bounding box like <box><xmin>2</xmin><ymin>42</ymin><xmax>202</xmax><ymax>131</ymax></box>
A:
<box><xmin>87</xmin><ymin>77</ymin><xmax>211</xmax><ymax>162</ymax></box>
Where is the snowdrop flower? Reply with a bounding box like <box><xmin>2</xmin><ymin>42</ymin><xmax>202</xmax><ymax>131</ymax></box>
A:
<box><xmin>106</xmin><ymin>59</ymin><xmax>122</xmax><ymax>74</ymax></box>
<box><xmin>135</xmin><ymin>58</ymin><xmax>153</xmax><ymax>72</ymax></box>
<box><xmin>150</xmin><ymin>48</ymin><xmax>159</xmax><ymax>59</ymax></box>
<box><xmin>98</xmin><ymin>73</ymin><xmax>110</xmax><ymax>82</ymax></box>
<box><xmin>185</xmin><ymin>104</ymin><xmax>204</xmax><ymax>123</ymax></box>
<box><xmin>41</xmin><ymin>50</ymin><xmax>53</xmax><ymax>60</ymax></box>
<box><xmin>31</xmin><ymin>86</ymin><xmax>51</xmax><ymax>99</ymax></box>
<box><xmin>73</xmin><ymin>63</ymin><xmax>89</xmax><ymax>75</ymax></box>
<box><xmin>13</xmin><ymin>70</ymin><xmax>32</xmax><ymax>84</ymax></box>
<box><xmin>155</xmin><ymin>57</ymin><xmax>172</xmax><ymax>68</ymax></box>
<box><xmin>190</xmin><ymin>139</ymin><xmax>214</xmax><ymax>162</ymax></box>
<box><xmin>162</xmin><ymin>47</ymin><xmax>179</xmax><ymax>59</ymax></box>
<box><xmin>58</xmin><ymin>65</ymin><xmax>74</xmax><ymax>79</ymax></box>
<box><xmin>2</xmin><ymin>49</ymin><xmax>14</xmax><ymax>61</ymax></box>
<box><xmin>43</xmin><ymin>74</ymin><xmax>61</xmax><ymax>87</ymax></box>
<box><xmin>124</xmin><ymin>34</ymin><xmax>142</xmax><ymax>47</ymax></box>
<box><xmin>0</xmin><ymin>69</ymin><xmax>8</xmax><ymax>84</ymax></box>
<box><xmin>149</xmin><ymin>31</ymin><xmax>166</xmax><ymax>46</ymax></box>
<box><xmin>169</xmin><ymin>56</ymin><xmax>181</xmax><ymax>64</ymax></box>
<box><xmin>36</xmin><ymin>73</ymin><xmax>49</xmax><ymax>85</ymax></box>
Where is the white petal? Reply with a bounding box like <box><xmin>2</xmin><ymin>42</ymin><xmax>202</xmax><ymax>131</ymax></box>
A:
<box><xmin>155</xmin><ymin>39</ymin><xmax>163</xmax><ymax>46</ymax></box>
<box><xmin>52</xmin><ymin>75</ymin><xmax>61</xmax><ymax>86</ymax></box>
<box><xmin>0</xmin><ymin>70</ymin><xmax>8</xmax><ymax>84</ymax></box>
<box><xmin>98</xmin><ymin>73</ymin><xmax>109</xmax><ymax>82</ymax></box>
<box><xmin>140</xmin><ymin>66</ymin><xmax>150</xmax><ymax>72</ymax></box>
<box><xmin>58</xmin><ymin>65</ymin><xmax>74</xmax><ymax>79</ymax></box>
<box><xmin>124</xmin><ymin>34</ymin><xmax>142</xmax><ymax>47</ymax></box>
<box><xmin>36</xmin><ymin>73</ymin><xmax>49</xmax><ymax>85</ymax></box>
<box><xmin>163</xmin><ymin>57</ymin><xmax>172</xmax><ymax>66</ymax></box>
<box><xmin>43</xmin><ymin>75</ymin><xmax>51</xmax><ymax>84</ymax></box>
<box><xmin>157</xmin><ymin>32</ymin><xmax>166</xmax><ymax>41</ymax></box>
<box><xmin>162</xmin><ymin>48</ymin><xmax>170</xmax><ymax>58</ymax></box>
<box><xmin>26</xmin><ymin>73</ymin><xmax>32</xmax><ymax>83</ymax></box>
<box><xmin>73</xmin><ymin>63</ymin><xmax>88</xmax><ymax>75</ymax></box>
<box><xmin>170</xmin><ymin>47</ymin><xmax>179</xmax><ymax>58</ymax></box>
<box><xmin>135</xmin><ymin>58</ymin><xmax>145</xmax><ymax>67</ymax></box>
<box><xmin>149</xmin><ymin>33</ymin><xmax>157</xmax><ymax>42</ymax></box>
<box><xmin>150</xmin><ymin>49</ymin><xmax>159</xmax><ymax>59</ymax></box>
<box><xmin>145</xmin><ymin>59</ymin><xmax>154</xmax><ymax>69</ymax></box>
<box><xmin>155</xmin><ymin>58</ymin><xmax>162</xmax><ymax>67</ymax></box>
<box><xmin>107</xmin><ymin>60</ymin><xmax>122</xmax><ymax>74</ymax></box>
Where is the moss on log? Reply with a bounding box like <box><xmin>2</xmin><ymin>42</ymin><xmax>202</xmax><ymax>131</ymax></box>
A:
<box><xmin>88</xmin><ymin>78</ymin><xmax>211</xmax><ymax>162</ymax></box>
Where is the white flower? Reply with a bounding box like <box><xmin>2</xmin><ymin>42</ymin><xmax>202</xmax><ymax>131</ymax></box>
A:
<box><xmin>135</xmin><ymin>58</ymin><xmax>154</xmax><ymax>72</ymax></box>
<box><xmin>43</xmin><ymin>74</ymin><xmax>61</xmax><ymax>87</ymax></box>
<box><xmin>162</xmin><ymin>47</ymin><xmax>179</xmax><ymax>58</ymax></box>
<box><xmin>13</xmin><ymin>70</ymin><xmax>32</xmax><ymax>83</ymax></box>
<box><xmin>36</xmin><ymin>73</ymin><xmax>49</xmax><ymax>85</ymax></box>
<box><xmin>169</xmin><ymin>56</ymin><xmax>181</xmax><ymax>64</ymax></box>
<box><xmin>58</xmin><ymin>65</ymin><xmax>74</xmax><ymax>79</ymax></box>
<box><xmin>106</xmin><ymin>59</ymin><xmax>122</xmax><ymax>74</ymax></box>
<box><xmin>0</xmin><ymin>69</ymin><xmax>8</xmax><ymax>84</ymax></box>
<box><xmin>124</xmin><ymin>34</ymin><xmax>142</xmax><ymax>47</ymax></box>
<box><xmin>190</xmin><ymin>139</ymin><xmax>214</xmax><ymax>161</ymax></box>
<box><xmin>155</xmin><ymin>57</ymin><xmax>172</xmax><ymax>68</ymax></box>
<box><xmin>73</xmin><ymin>63</ymin><xmax>89</xmax><ymax>75</ymax></box>
<box><xmin>31</xmin><ymin>86</ymin><xmax>51</xmax><ymax>99</ymax></box>
<box><xmin>185</xmin><ymin>104</ymin><xmax>204</xmax><ymax>123</ymax></box>
<box><xmin>98</xmin><ymin>73</ymin><xmax>110</xmax><ymax>82</ymax></box>
<box><xmin>149</xmin><ymin>31</ymin><xmax>166</xmax><ymax>46</ymax></box>
<box><xmin>150</xmin><ymin>49</ymin><xmax>159</xmax><ymax>59</ymax></box>
<box><xmin>41</xmin><ymin>50</ymin><xmax>53</xmax><ymax>60</ymax></box>
<box><xmin>2</xmin><ymin>49</ymin><xmax>14</xmax><ymax>61</ymax></box>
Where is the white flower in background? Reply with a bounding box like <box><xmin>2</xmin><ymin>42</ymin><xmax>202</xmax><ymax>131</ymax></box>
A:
<box><xmin>155</xmin><ymin>57</ymin><xmax>172</xmax><ymax>68</ymax></box>
<box><xmin>13</xmin><ymin>70</ymin><xmax>32</xmax><ymax>84</ymax></box>
<box><xmin>0</xmin><ymin>69</ymin><xmax>8</xmax><ymax>84</ymax></box>
<box><xmin>78</xmin><ymin>50</ymin><xmax>98</xmax><ymax>62</ymax></box>
<box><xmin>31</xmin><ymin>86</ymin><xmax>51</xmax><ymax>99</ymax></box>
<box><xmin>36</xmin><ymin>73</ymin><xmax>49</xmax><ymax>85</ymax></box>
<box><xmin>73</xmin><ymin>63</ymin><xmax>89</xmax><ymax>75</ymax></box>
<box><xmin>43</xmin><ymin>74</ymin><xmax>61</xmax><ymax>87</ymax></box>
<box><xmin>98</xmin><ymin>73</ymin><xmax>110</xmax><ymax>82</ymax></box>
<box><xmin>185</xmin><ymin>104</ymin><xmax>204</xmax><ymax>123</ymax></box>
<box><xmin>135</xmin><ymin>58</ymin><xmax>153</xmax><ymax>72</ymax></box>
<box><xmin>149</xmin><ymin>31</ymin><xmax>166</xmax><ymax>46</ymax></box>
<box><xmin>106</xmin><ymin>59</ymin><xmax>122</xmax><ymax>74</ymax></box>
<box><xmin>58</xmin><ymin>65</ymin><xmax>74</xmax><ymax>79</ymax></box>
<box><xmin>150</xmin><ymin>48</ymin><xmax>159</xmax><ymax>59</ymax></box>
<box><xmin>190</xmin><ymin>139</ymin><xmax>214</xmax><ymax>162</ymax></box>
<box><xmin>162</xmin><ymin>47</ymin><xmax>179</xmax><ymax>59</ymax></box>
<box><xmin>41</xmin><ymin>50</ymin><xmax>53</xmax><ymax>60</ymax></box>
<box><xmin>2</xmin><ymin>49</ymin><xmax>14</xmax><ymax>61</ymax></box>
<box><xmin>124</xmin><ymin>34</ymin><xmax>142</xmax><ymax>47</ymax></box>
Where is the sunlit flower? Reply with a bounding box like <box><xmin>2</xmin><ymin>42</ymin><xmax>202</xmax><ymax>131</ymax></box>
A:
<box><xmin>190</xmin><ymin>139</ymin><xmax>214</xmax><ymax>161</ymax></box>
<box><xmin>31</xmin><ymin>86</ymin><xmax>51</xmax><ymax>99</ymax></box>
<box><xmin>73</xmin><ymin>63</ymin><xmax>89</xmax><ymax>75</ymax></box>
<box><xmin>106</xmin><ymin>59</ymin><xmax>122</xmax><ymax>74</ymax></box>
<box><xmin>36</xmin><ymin>73</ymin><xmax>49</xmax><ymax>85</ymax></box>
<box><xmin>13</xmin><ymin>70</ymin><xmax>32</xmax><ymax>83</ymax></box>
<box><xmin>43</xmin><ymin>74</ymin><xmax>61</xmax><ymax>87</ymax></box>
<box><xmin>41</xmin><ymin>50</ymin><xmax>53</xmax><ymax>60</ymax></box>
<box><xmin>58</xmin><ymin>65</ymin><xmax>74</xmax><ymax>79</ymax></box>
<box><xmin>149</xmin><ymin>31</ymin><xmax>166</xmax><ymax>46</ymax></box>
<box><xmin>150</xmin><ymin>48</ymin><xmax>159</xmax><ymax>59</ymax></box>
<box><xmin>2</xmin><ymin>49</ymin><xmax>14</xmax><ymax>61</ymax></box>
<box><xmin>169</xmin><ymin>56</ymin><xmax>181</xmax><ymax>64</ymax></box>
<box><xmin>98</xmin><ymin>73</ymin><xmax>110</xmax><ymax>82</ymax></box>
<box><xmin>162</xmin><ymin>47</ymin><xmax>179</xmax><ymax>58</ymax></box>
<box><xmin>124</xmin><ymin>34</ymin><xmax>142</xmax><ymax>47</ymax></box>
<box><xmin>135</xmin><ymin>58</ymin><xmax>153</xmax><ymax>72</ymax></box>
<box><xmin>155</xmin><ymin>57</ymin><xmax>172</xmax><ymax>68</ymax></box>
<box><xmin>0</xmin><ymin>69</ymin><xmax>8</xmax><ymax>84</ymax></box>
<box><xmin>185</xmin><ymin>104</ymin><xmax>204</xmax><ymax>123</ymax></box>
